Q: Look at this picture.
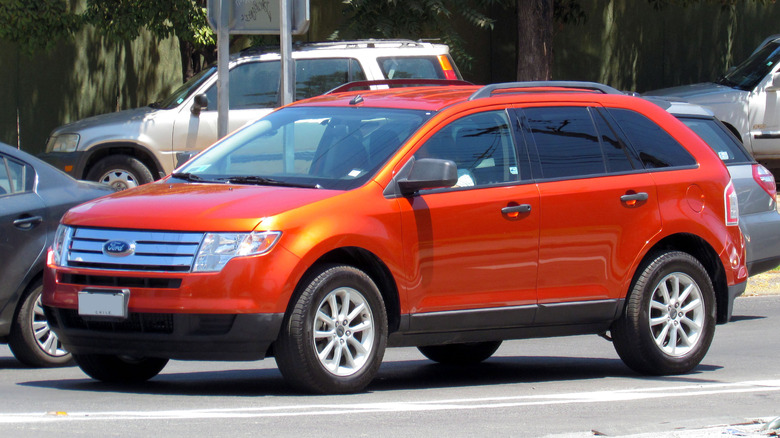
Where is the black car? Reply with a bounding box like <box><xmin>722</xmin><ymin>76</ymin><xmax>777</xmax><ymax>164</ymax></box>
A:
<box><xmin>0</xmin><ymin>142</ymin><xmax>113</xmax><ymax>366</ymax></box>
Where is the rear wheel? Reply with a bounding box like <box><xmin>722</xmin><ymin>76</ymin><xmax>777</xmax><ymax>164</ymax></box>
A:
<box><xmin>418</xmin><ymin>341</ymin><xmax>502</xmax><ymax>365</ymax></box>
<box><xmin>275</xmin><ymin>265</ymin><xmax>387</xmax><ymax>394</ymax></box>
<box><xmin>8</xmin><ymin>280</ymin><xmax>72</xmax><ymax>367</ymax></box>
<box><xmin>73</xmin><ymin>354</ymin><xmax>168</xmax><ymax>383</ymax></box>
<box><xmin>86</xmin><ymin>155</ymin><xmax>154</xmax><ymax>191</ymax></box>
<box><xmin>611</xmin><ymin>251</ymin><xmax>716</xmax><ymax>375</ymax></box>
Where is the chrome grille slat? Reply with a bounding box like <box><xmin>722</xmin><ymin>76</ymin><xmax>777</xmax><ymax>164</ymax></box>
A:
<box><xmin>65</xmin><ymin>228</ymin><xmax>204</xmax><ymax>273</ymax></box>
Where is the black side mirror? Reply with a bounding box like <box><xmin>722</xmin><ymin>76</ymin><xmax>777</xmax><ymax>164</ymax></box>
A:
<box><xmin>397</xmin><ymin>158</ymin><xmax>458</xmax><ymax>196</ymax></box>
<box><xmin>176</xmin><ymin>151</ymin><xmax>196</xmax><ymax>167</ymax></box>
<box><xmin>191</xmin><ymin>94</ymin><xmax>209</xmax><ymax>115</ymax></box>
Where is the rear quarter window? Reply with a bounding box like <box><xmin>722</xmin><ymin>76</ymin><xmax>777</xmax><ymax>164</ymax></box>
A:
<box><xmin>676</xmin><ymin>116</ymin><xmax>752</xmax><ymax>164</ymax></box>
<box><xmin>377</xmin><ymin>57</ymin><xmax>445</xmax><ymax>79</ymax></box>
<box><xmin>606</xmin><ymin>108</ymin><xmax>697</xmax><ymax>169</ymax></box>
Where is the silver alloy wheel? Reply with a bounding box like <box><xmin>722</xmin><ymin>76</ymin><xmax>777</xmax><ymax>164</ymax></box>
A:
<box><xmin>648</xmin><ymin>272</ymin><xmax>704</xmax><ymax>357</ymax></box>
<box><xmin>98</xmin><ymin>169</ymin><xmax>139</xmax><ymax>191</ymax></box>
<box><xmin>313</xmin><ymin>286</ymin><xmax>375</xmax><ymax>376</ymax></box>
<box><xmin>31</xmin><ymin>294</ymin><xmax>68</xmax><ymax>357</ymax></box>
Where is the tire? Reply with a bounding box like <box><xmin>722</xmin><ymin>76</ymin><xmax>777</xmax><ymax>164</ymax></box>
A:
<box><xmin>611</xmin><ymin>251</ymin><xmax>716</xmax><ymax>375</ymax></box>
<box><xmin>86</xmin><ymin>155</ymin><xmax>154</xmax><ymax>191</ymax></box>
<box><xmin>275</xmin><ymin>265</ymin><xmax>388</xmax><ymax>394</ymax></box>
<box><xmin>418</xmin><ymin>341</ymin><xmax>502</xmax><ymax>365</ymax></box>
<box><xmin>8</xmin><ymin>280</ymin><xmax>72</xmax><ymax>367</ymax></box>
<box><xmin>73</xmin><ymin>354</ymin><xmax>168</xmax><ymax>383</ymax></box>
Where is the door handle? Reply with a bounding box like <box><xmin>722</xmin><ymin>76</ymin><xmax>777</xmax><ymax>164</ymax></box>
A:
<box><xmin>620</xmin><ymin>192</ymin><xmax>648</xmax><ymax>207</ymax></box>
<box><xmin>501</xmin><ymin>204</ymin><xmax>532</xmax><ymax>218</ymax></box>
<box><xmin>13</xmin><ymin>215</ymin><xmax>43</xmax><ymax>229</ymax></box>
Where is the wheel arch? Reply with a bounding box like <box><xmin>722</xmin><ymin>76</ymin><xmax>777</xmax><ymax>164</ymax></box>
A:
<box><xmin>82</xmin><ymin>143</ymin><xmax>164</xmax><ymax>180</ymax></box>
<box><xmin>630</xmin><ymin>233</ymin><xmax>730</xmax><ymax>324</ymax></box>
<box><xmin>290</xmin><ymin>247</ymin><xmax>401</xmax><ymax>334</ymax></box>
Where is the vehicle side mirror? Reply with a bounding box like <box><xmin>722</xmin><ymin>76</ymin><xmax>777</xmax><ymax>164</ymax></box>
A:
<box><xmin>191</xmin><ymin>94</ymin><xmax>209</xmax><ymax>115</ymax></box>
<box><xmin>772</xmin><ymin>72</ymin><xmax>780</xmax><ymax>90</ymax></box>
<box><xmin>397</xmin><ymin>158</ymin><xmax>458</xmax><ymax>196</ymax></box>
<box><xmin>176</xmin><ymin>151</ymin><xmax>196</xmax><ymax>167</ymax></box>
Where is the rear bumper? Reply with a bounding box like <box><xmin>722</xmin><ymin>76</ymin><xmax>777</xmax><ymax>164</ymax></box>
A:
<box><xmin>44</xmin><ymin>307</ymin><xmax>284</xmax><ymax>360</ymax></box>
<box><xmin>741</xmin><ymin>209</ymin><xmax>780</xmax><ymax>276</ymax></box>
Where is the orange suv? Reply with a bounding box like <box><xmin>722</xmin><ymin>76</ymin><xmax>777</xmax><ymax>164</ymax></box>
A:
<box><xmin>43</xmin><ymin>81</ymin><xmax>747</xmax><ymax>394</ymax></box>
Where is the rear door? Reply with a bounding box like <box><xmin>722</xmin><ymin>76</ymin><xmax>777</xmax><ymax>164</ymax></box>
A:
<box><xmin>515</xmin><ymin>105</ymin><xmax>661</xmax><ymax>322</ymax></box>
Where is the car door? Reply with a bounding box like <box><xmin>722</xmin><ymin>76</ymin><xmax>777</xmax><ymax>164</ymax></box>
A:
<box><xmin>515</xmin><ymin>105</ymin><xmax>661</xmax><ymax>323</ymax></box>
<box><xmin>0</xmin><ymin>155</ymin><xmax>47</xmax><ymax>315</ymax></box>
<box><xmin>396</xmin><ymin>109</ymin><xmax>541</xmax><ymax>332</ymax></box>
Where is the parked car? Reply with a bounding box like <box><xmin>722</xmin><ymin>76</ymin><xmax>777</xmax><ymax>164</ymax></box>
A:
<box><xmin>0</xmin><ymin>142</ymin><xmax>113</xmax><ymax>366</ymax></box>
<box><xmin>39</xmin><ymin>40</ymin><xmax>462</xmax><ymax>190</ymax></box>
<box><xmin>43</xmin><ymin>81</ymin><xmax>747</xmax><ymax>394</ymax></box>
<box><xmin>649</xmin><ymin>97</ymin><xmax>780</xmax><ymax>276</ymax></box>
<box><xmin>645</xmin><ymin>36</ymin><xmax>780</xmax><ymax>174</ymax></box>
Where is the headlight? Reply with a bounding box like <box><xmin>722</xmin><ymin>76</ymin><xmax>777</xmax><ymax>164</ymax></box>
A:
<box><xmin>193</xmin><ymin>231</ymin><xmax>281</xmax><ymax>272</ymax></box>
<box><xmin>51</xmin><ymin>225</ymin><xmax>73</xmax><ymax>266</ymax></box>
<box><xmin>46</xmin><ymin>134</ymin><xmax>80</xmax><ymax>153</ymax></box>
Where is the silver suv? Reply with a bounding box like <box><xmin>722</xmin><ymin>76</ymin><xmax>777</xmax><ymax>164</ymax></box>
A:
<box><xmin>40</xmin><ymin>40</ymin><xmax>461</xmax><ymax>190</ymax></box>
<box><xmin>646</xmin><ymin>35</ymin><xmax>780</xmax><ymax>173</ymax></box>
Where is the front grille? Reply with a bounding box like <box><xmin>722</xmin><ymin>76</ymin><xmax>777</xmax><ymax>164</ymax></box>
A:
<box><xmin>60</xmin><ymin>274</ymin><xmax>182</xmax><ymax>289</ymax></box>
<box><xmin>60</xmin><ymin>309</ymin><xmax>174</xmax><ymax>334</ymax></box>
<box><xmin>64</xmin><ymin>228</ymin><xmax>203</xmax><ymax>273</ymax></box>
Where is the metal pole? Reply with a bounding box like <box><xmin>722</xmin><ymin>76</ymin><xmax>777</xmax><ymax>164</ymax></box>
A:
<box><xmin>217</xmin><ymin>0</ymin><xmax>230</xmax><ymax>139</ymax></box>
<box><xmin>279</xmin><ymin>0</ymin><xmax>294</xmax><ymax>106</ymax></box>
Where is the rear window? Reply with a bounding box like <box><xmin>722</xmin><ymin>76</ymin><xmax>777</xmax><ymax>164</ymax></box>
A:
<box><xmin>377</xmin><ymin>57</ymin><xmax>445</xmax><ymax>79</ymax></box>
<box><xmin>607</xmin><ymin>108</ymin><xmax>697</xmax><ymax>169</ymax></box>
<box><xmin>676</xmin><ymin>116</ymin><xmax>752</xmax><ymax>164</ymax></box>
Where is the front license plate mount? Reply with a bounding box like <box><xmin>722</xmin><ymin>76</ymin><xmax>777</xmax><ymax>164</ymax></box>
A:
<box><xmin>78</xmin><ymin>289</ymin><xmax>130</xmax><ymax>319</ymax></box>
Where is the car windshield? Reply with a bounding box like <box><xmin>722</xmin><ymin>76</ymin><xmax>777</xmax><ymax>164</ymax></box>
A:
<box><xmin>152</xmin><ymin>66</ymin><xmax>217</xmax><ymax>109</ymax></box>
<box><xmin>718</xmin><ymin>40</ymin><xmax>780</xmax><ymax>91</ymax></box>
<box><xmin>175</xmin><ymin>106</ymin><xmax>431</xmax><ymax>190</ymax></box>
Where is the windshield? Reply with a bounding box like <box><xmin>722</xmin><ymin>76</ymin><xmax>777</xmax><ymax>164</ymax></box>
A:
<box><xmin>718</xmin><ymin>41</ymin><xmax>780</xmax><ymax>91</ymax></box>
<box><xmin>153</xmin><ymin>66</ymin><xmax>217</xmax><ymax>109</ymax></box>
<box><xmin>176</xmin><ymin>106</ymin><xmax>432</xmax><ymax>190</ymax></box>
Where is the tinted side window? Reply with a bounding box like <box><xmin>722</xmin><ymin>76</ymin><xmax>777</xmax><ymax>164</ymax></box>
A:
<box><xmin>676</xmin><ymin>116</ymin><xmax>752</xmax><ymax>164</ymax></box>
<box><xmin>592</xmin><ymin>110</ymin><xmax>637</xmax><ymax>173</ymax></box>
<box><xmin>296</xmin><ymin>58</ymin><xmax>366</xmax><ymax>100</ymax></box>
<box><xmin>378</xmin><ymin>57</ymin><xmax>445</xmax><ymax>79</ymax></box>
<box><xmin>524</xmin><ymin>106</ymin><xmax>605</xmax><ymax>179</ymax></box>
<box><xmin>415</xmin><ymin>111</ymin><xmax>519</xmax><ymax>188</ymax></box>
<box><xmin>607</xmin><ymin>108</ymin><xmax>697</xmax><ymax>168</ymax></box>
<box><xmin>205</xmin><ymin>61</ymin><xmax>281</xmax><ymax>109</ymax></box>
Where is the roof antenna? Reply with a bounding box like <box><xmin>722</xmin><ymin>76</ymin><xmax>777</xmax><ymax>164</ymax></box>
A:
<box><xmin>349</xmin><ymin>95</ymin><xmax>364</xmax><ymax>105</ymax></box>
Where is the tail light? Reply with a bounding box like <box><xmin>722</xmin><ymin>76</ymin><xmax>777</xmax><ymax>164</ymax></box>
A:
<box><xmin>725</xmin><ymin>180</ymin><xmax>739</xmax><ymax>226</ymax></box>
<box><xmin>752</xmin><ymin>164</ymin><xmax>777</xmax><ymax>199</ymax></box>
<box><xmin>437</xmin><ymin>55</ymin><xmax>458</xmax><ymax>80</ymax></box>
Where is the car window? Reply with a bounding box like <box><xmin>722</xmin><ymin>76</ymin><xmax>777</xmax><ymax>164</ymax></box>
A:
<box><xmin>522</xmin><ymin>106</ymin><xmax>607</xmax><ymax>179</ymax></box>
<box><xmin>296</xmin><ymin>58</ymin><xmax>366</xmax><ymax>100</ymax></box>
<box><xmin>205</xmin><ymin>61</ymin><xmax>281</xmax><ymax>109</ymax></box>
<box><xmin>606</xmin><ymin>108</ymin><xmax>697</xmax><ymax>169</ymax></box>
<box><xmin>414</xmin><ymin>110</ymin><xmax>519</xmax><ymax>188</ymax></box>
<box><xmin>676</xmin><ymin>116</ymin><xmax>752</xmax><ymax>164</ymax></box>
<box><xmin>378</xmin><ymin>56</ymin><xmax>446</xmax><ymax>79</ymax></box>
<box><xmin>0</xmin><ymin>156</ymin><xmax>33</xmax><ymax>195</ymax></box>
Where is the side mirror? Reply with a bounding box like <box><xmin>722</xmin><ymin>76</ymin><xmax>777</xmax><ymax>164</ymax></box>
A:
<box><xmin>191</xmin><ymin>94</ymin><xmax>209</xmax><ymax>115</ymax></box>
<box><xmin>397</xmin><ymin>158</ymin><xmax>458</xmax><ymax>196</ymax></box>
<box><xmin>772</xmin><ymin>72</ymin><xmax>780</xmax><ymax>90</ymax></box>
<box><xmin>176</xmin><ymin>151</ymin><xmax>196</xmax><ymax>167</ymax></box>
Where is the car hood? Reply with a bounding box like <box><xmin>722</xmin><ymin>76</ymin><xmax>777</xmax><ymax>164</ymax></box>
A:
<box><xmin>62</xmin><ymin>182</ymin><xmax>342</xmax><ymax>232</ymax></box>
<box><xmin>52</xmin><ymin>107</ymin><xmax>158</xmax><ymax>135</ymax></box>
<box><xmin>644</xmin><ymin>82</ymin><xmax>748</xmax><ymax>106</ymax></box>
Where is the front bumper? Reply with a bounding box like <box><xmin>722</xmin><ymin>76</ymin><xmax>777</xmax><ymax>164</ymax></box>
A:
<box><xmin>44</xmin><ymin>307</ymin><xmax>284</xmax><ymax>360</ymax></box>
<box><xmin>38</xmin><ymin>151</ymin><xmax>86</xmax><ymax>178</ymax></box>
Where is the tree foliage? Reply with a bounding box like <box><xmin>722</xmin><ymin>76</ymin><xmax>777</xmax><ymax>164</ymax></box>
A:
<box><xmin>0</xmin><ymin>0</ymin><xmax>82</xmax><ymax>53</ymax></box>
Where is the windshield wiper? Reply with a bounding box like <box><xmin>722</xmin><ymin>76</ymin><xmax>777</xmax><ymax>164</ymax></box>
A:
<box><xmin>170</xmin><ymin>172</ymin><xmax>216</xmax><ymax>183</ymax></box>
<box><xmin>148</xmin><ymin>101</ymin><xmax>162</xmax><ymax>109</ymax></box>
<box><xmin>219</xmin><ymin>176</ymin><xmax>320</xmax><ymax>189</ymax></box>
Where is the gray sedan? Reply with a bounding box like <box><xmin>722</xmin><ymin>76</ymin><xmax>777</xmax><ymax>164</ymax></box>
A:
<box><xmin>0</xmin><ymin>142</ymin><xmax>113</xmax><ymax>366</ymax></box>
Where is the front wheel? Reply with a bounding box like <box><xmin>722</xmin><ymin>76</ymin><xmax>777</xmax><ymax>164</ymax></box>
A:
<box><xmin>611</xmin><ymin>251</ymin><xmax>716</xmax><ymax>375</ymax></box>
<box><xmin>86</xmin><ymin>155</ymin><xmax>154</xmax><ymax>191</ymax></box>
<box><xmin>418</xmin><ymin>341</ymin><xmax>502</xmax><ymax>365</ymax></box>
<box><xmin>8</xmin><ymin>280</ymin><xmax>72</xmax><ymax>367</ymax></box>
<box><xmin>275</xmin><ymin>265</ymin><xmax>388</xmax><ymax>394</ymax></box>
<box><xmin>73</xmin><ymin>354</ymin><xmax>168</xmax><ymax>383</ymax></box>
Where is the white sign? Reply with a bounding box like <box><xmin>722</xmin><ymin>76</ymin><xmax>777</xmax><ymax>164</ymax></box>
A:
<box><xmin>207</xmin><ymin>0</ymin><xmax>310</xmax><ymax>35</ymax></box>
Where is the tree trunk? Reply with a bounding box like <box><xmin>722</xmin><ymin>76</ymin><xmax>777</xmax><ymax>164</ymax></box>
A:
<box><xmin>178</xmin><ymin>39</ymin><xmax>217</xmax><ymax>83</ymax></box>
<box><xmin>516</xmin><ymin>0</ymin><xmax>553</xmax><ymax>81</ymax></box>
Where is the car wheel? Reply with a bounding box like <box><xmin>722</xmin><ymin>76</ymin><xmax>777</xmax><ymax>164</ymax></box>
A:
<box><xmin>275</xmin><ymin>265</ymin><xmax>387</xmax><ymax>394</ymax></box>
<box><xmin>86</xmin><ymin>155</ymin><xmax>154</xmax><ymax>191</ymax></box>
<box><xmin>73</xmin><ymin>354</ymin><xmax>168</xmax><ymax>383</ymax></box>
<box><xmin>611</xmin><ymin>251</ymin><xmax>716</xmax><ymax>375</ymax></box>
<box><xmin>8</xmin><ymin>280</ymin><xmax>72</xmax><ymax>367</ymax></box>
<box><xmin>418</xmin><ymin>341</ymin><xmax>502</xmax><ymax>365</ymax></box>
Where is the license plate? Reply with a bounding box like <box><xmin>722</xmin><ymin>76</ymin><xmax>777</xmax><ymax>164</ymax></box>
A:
<box><xmin>78</xmin><ymin>289</ymin><xmax>130</xmax><ymax>319</ymax></box>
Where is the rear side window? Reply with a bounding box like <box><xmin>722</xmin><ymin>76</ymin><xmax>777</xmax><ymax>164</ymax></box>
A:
<box><xmin>607</xmin><ymin>108</ymin><xmax>697</xmax><ymax>169</ymax></box>
<box><xmin>0</xmin><ymin>156</ymin><xmax>33</xmax><ymax>195</ymax></box>
<box><xmin>676</xmin><ymin>116</ymin><xmax>752</xmax><ymax>164</ymax></box>
<box><xmin>378</xmin><ymin>56</ymin><xmax>445</xmax><ymax>79</ymax></box>
<box><xmin>296</xmin><ymin>58</ymin><xmax>366</xmax><ymax>100</ymax></box>
<box><xmin>522</xmin><ymin>106</ymin><xmax>636</xmax><ymax>179</ymax></box>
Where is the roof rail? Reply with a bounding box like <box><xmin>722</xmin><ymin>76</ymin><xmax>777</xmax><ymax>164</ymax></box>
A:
<box><xmin>468</xmin><ymin>81</ymin><xmax>623</xmax><ymax>101</ymax></box>
<box><xmin>238</xmin><ymin>39</ymin><xmax>433</xmax><ymax>57</ymax></box>
<box><xmin>326</xmin><ymin>79</ymin><xmax>473</xmax><ymax>94</ymax></box>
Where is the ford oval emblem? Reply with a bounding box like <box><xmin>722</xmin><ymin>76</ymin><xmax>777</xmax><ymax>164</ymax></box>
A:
<box><xmin>103</xmin><ymin>240</ymin><xmax>135</xmax><ymax>257</ymax></box>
